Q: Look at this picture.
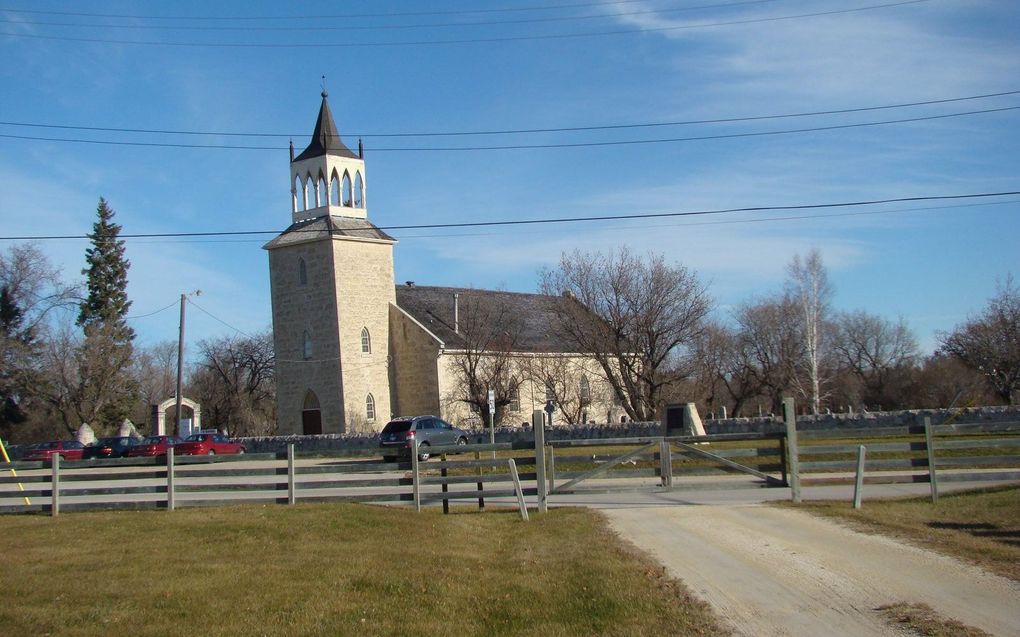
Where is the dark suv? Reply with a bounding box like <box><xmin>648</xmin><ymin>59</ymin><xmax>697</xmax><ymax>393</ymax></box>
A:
<box><xmin>379</xmin><ymin>416</ymin><xmax>468</xmax><ymax>462</ymax></box>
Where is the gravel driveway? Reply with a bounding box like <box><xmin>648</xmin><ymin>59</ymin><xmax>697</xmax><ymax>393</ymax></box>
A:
<box><xmin>603</xmin><ymin>504</ymin><xmax>1020</xmax><ymax>636</ymax></box>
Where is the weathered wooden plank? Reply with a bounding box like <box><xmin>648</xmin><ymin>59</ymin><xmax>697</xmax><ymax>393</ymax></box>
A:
<box><xmin>928</xmin><ymin>455</ymin><xmax>1020</xmax><ymax>467</ymax></box>
<box><xmin>672</xmin><ymin>441</ymin><xmax>784</xmax><ymax>486</ymax></box>
<box><xmin>939</xmin><ymin>471</ymin><xmax>1020</xmax><ymax>482</ymax></box>
<box><xmin>933</xmin><ymin>438</ymin><xmax>1020</xmax><ymax>451</ymax></box>
<box><xmin>56</xmin><ymin>485</ymin><xmax>167</xmax><ymax>497</ymax></box>
<box><xmin>554</xmin><ymin>443</ymin><xmax>659</xmax><ymax>492</ymax></box>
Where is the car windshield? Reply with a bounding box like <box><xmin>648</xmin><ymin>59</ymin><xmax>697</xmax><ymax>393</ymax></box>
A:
<box><xmin>96</xmin><ymin>438</ymin><xmax>124</xmax><ymax>446</ymax></box>
<box><xmin>382</xmin><ymin>421</ymin><xmax>412</xmax><ymax>434</ymax></box>
<box><xmin>185</xmin><ymin>434</ymin><xmax>209</xmax><ymax>442</ymax></box>
<box><xmin>140</xmin><ymin>437</ymin><xmax>165</xmax><ymax>445</ymax></box>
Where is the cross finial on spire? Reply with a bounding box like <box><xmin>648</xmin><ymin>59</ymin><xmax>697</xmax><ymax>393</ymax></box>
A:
<box><xmin>320</xmin><ymin>74</ymin><xmax>327</xmax><ymax>98</ymax></box>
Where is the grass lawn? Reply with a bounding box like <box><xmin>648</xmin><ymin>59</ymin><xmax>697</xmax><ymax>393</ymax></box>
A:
<box><xmin>0</xmin><ymin>504</ymin><xmax>728</xmax><ymax>637</ymax></box>
<box><xmin>786</xmin><ymin>485</ymin><xmax>1020</xmax><ymax>582</ymax></box>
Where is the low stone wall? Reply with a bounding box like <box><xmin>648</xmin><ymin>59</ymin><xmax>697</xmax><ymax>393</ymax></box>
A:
<box><xmin>236</xmin><ymin>405</ymin><xmax>1020</xmax><ymax>454</ymax></box>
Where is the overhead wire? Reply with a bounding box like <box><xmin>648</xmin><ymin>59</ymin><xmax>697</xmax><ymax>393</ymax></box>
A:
<box><xmin>1</xmin><ymin>89</ymin><xmax>1016</xmax><ymax>140</ymax></box>
<box><xmin>187</xmin><ymin>299</ymin><xmax>254</xmax><ymax>338</ymax></box>
<box><xmin>0</xmin><ymin>0</ymin><xmax>664</xmax><ymax>20</ymax></box>
<box><xmin>1</xmin><ymin>1</ymin><xmax>789</xmax><ymax>32</ymax></box>
<box><xmin>0</xmin><ymin>0</ymin><xmax>934</xmax><ymax>48</ymax></box>
<box><xmin>1</xmin><ymin>190</ymin><xmax>1017</xmax><ymax>242</ymax></box>
<box><xmin>1</xmin><ymin>104</ymin><xmax>1015</xmax><ymax>152</ymax></box>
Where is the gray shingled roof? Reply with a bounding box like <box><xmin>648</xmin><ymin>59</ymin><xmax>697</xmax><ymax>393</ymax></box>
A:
<box><xmin>293</xmin><ymin>91</ymin><xmax>359</xmax><ymax>162</ymax></box>
<box><xmin>263</xmin><ymin>215</ymin><xmax>395</xmax><ymax>249</ymax></box>
<box><xmin>395</xmin><ymin>285</ymin><xmax>576</xmax><ymax>353</ymax></box>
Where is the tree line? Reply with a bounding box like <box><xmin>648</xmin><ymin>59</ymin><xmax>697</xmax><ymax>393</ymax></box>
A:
<box><xmin>0</xmin><ymin>199</ymin><xmax>275</xmax><ymax>443</ymax></box>
<box><xmin>2</xmin><ymin>199</ymin><xmax>1015</xmax><ymax>442</ymax></box>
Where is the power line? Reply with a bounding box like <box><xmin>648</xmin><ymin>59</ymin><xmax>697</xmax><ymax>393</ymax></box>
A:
<box><xmin>1</xmin><ymin>105</ymin><xmax>1015</xmax><ymax>152</ymax></box>
<box><xmin>0</xmin><ymin>0</ymin><xmax>660</xmax><ymax>21</ymax></box>
<box><xmin>2</xmin><ymin>89</ymin><xmax>1016</xmax><ymax>140</ymax></box>
<box><xmin>0</xmin><ymin>0</ymin><xmax>934</xmax><ymax>48</ymax></box>
<box><xmin>126</xmin><ymin>299</ymin><xmax>179</xmax><ymax>320</ymax></box>
<box><xmin>1</xmin><ymin>1</ymin><xmax>787</xmax><ymax>32</ymax></box>
<box><xmin>187</xmin><ymin>299</ymin><xmax>253</xmax><ymax>338</ymax></box>
<box><xmin>1</xmin><ymin>190</ymin><xmax>1016</xmax><ymax>242</ymax></box>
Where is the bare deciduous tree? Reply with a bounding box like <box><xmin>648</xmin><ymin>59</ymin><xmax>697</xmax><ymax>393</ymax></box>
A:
<box><xmin>0</xmin><ymin>244</ymin><xmax>78</xmax><ymax>437</ymax></box>
<box><xmin>541</xmin><ymin>249</ymin><xmax>712</xmax><ymax>422</ymax></box>
<box><xmin>190</xmin><ymin>331</ymin><xmax>276</xmax><ymax>436</ymax></box>
<box><xmin>448</xmin><ymin>292</ymin><xmax>526</xmax><ymax>427</ymax></box>
<box><xmin>833</xmin><ymin>311</ymin><xmax>918</xmax><ymax>409</ymax></box>
<box><xmin>786</xmin><ymin>250</ymin><xmax>833</xmax><ymax>414</ymax></box>
<box><xmin>734</xmin><ymin>295</ymin><xmax>804</xmax><ymax>414</ymax></box>
<box><xmin>939</xmin><ymin>276</ymin><xmax>1020</xmax><ymax>404</ymax></box>
<box><xmin>522</xmin><ymin>355</ymin><xmax>606</xmax><ymax>425</ymax></box>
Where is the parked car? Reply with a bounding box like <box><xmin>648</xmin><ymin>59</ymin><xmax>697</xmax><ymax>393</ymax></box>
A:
<box><xmin>379</xmin><ymin>415</ymin><xmax>468</xmax><ymax>462</ymax></box>
<box><xmin>175</xmin><ymin>433</ymin><xmax>245</xmax><ymax>456</ymax></box>
<box><xmin>21</xmin><ymin>440</ymin><xmax>86</xmax><ymax>461</ymax></box>
<box><xmin>125</xmin><ymin>435</ymin><xmax>179</xmax><ymax>458</ymax></box>
<box><xmin>82</xmin><ymin>436</ymin><xmax>138</xmax><ymax>460</ymax></box>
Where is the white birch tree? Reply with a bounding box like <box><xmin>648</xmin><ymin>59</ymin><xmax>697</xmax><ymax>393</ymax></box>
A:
<box><xmin>786</xmin><ymin>250</ymin><xmax>833</xmax><ymax>414</ymax></box>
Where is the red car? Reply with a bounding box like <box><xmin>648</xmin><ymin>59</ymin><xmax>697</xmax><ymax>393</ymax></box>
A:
<box><xmin>21</xmin><ymin>440</ymin><xmax>86</xmax><ymax>461</ymax></box>
<box><xmin>125</xmin><ymin>435</ymin><xmax>180</xmax><ymax>458</ymax></box>
<box><xmin>175</xmin><ymin>433</ymin><xmax>245</xmax><ymax>456</ymax></box>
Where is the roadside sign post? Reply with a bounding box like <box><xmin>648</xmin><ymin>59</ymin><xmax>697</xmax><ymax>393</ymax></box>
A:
<box><xmin>488</xmin><ymin>389</ymin><xmax>496</xmax><ymax>460</ymax></box>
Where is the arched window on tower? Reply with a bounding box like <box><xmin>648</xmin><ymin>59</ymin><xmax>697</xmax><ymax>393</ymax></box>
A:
<box><xmin>330</xmin><ymin>171</ymin><xmax>340</xmax><ymax>206</ymax></box>
<box><xmin>579</xmin><ymin>376</ymin><xmax>591</xmax><ymax>405</ymax></box>
<box><xmin>306</xmin><ymin>173</ymin><xmax>314</xmax><ymax>209</ymax></box>
<box><xmin>354</xmin><ymin>172</ymin><xmax>364</xmax><ymax>207</ymax></box>
<box><xmin>342</xmin><ymin>171</ymin><xmax>353</xmax><ymax>207</ymax></box>
<box><xmin>509</xmin><ymin>384</ymin><xmax>521</xmax><ymax>412</ymax></box>
<box><xmin>298</xmin><ymin>258</ymin><xmax>307</xmax><ymax>285</ymax></box>
<box><xmin>303</xmin><ymin>331</ymin><xmax>313</xmax><ymax>360</ymax></box>
<box><xmin>296</xmin><ymin>175</ymin><xmax>307</xmax><ymax>211</ymax></box>
<box><xmin>317</xmin><ymin>174</ymin><xmax>327</xmax><ymax>208</ymax></box>
<box><xmin>366</xmin><ymin>393</ymin><xmax>376</xmax><ymax>422</ymax></box>
<box><xmin>361</xmin><ymin>327</ymin><xmax>371</xmax><ymax>354</ymax></box>
<box><xmin>292</xmin><ymin>175</ymin><xmax>300</xmax><ymax>213</ymax></box>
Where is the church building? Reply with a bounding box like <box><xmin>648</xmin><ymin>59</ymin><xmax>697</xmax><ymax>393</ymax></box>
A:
<box><xmin>265</xmin><ymin>93</ymin><xmax>618</xmax><ymax>435</ymax></box>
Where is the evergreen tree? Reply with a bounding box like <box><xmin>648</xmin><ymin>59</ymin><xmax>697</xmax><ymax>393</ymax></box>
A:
<box><xmin>77</xmin><ymin>198</ymin><xmax>137</xmax><ymax>429</ymax></box>
<box><xmin>78</xmin><ymin>198</ymin><xmax>134</xmax><ymax>339</ymax></box>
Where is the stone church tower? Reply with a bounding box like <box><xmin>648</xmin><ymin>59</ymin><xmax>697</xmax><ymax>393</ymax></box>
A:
<box><xmin>264</xmin><ymin>92</ymin><xmax>396</xmax><ymax>435</ymax></box>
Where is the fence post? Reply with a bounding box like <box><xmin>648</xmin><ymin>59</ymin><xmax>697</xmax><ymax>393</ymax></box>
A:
<box><xmin>441</xmin><ymin>454</ymin><xmax>449</xmax><ymax>515</ymax></box>
<box><xmin>924</xmin><ymin>416</ymin><xmax>939</xmax><ymax>504</ymax></box>
<box><xmin>166</xmin><ymin>447</ymin><xmax>175</xmax><ymax>511</ymax></box>
<box><xmin>659</xmin><ymin>439</ymin><xmax>672</xmax><ymax>487</ymax></box>
<box><xmin>411</xmin><ymin>440</ymin><xmax>421</xmax><ymax>512</ymax></box>
<box><xmin>475</xmin><ymin>450</ymin><xmax>484</xmax><ymax>511</ymax></box>
<box><xmin>508</xmin><ymin>459</ymin><xmax>529</xmax><ymax>522</ymax></box>
<box><xmin>533</xmin><ymin>409</ymin><xmax>547</xmax><ymax>513</ymax></box>
<box><xmin>50</xmin><ymin>453</ymin><xmax>60</xmax><ymax>517</ymax></box>
<box><xmin>547</xmin><ymin>446</ymin><xmax>555</xmax><ymax>494</ymax></box>
<box><xmin>783</xmin><ymin>397</ymin><xmax>801</xmax><ymax>503</ymax></box>
<box><xmin>287</xmin><ymin>444</ymin><xmax>296</xmax><ymax>505</ymax></box>
<box><xmin>853</xmin><ymin>445</ymin><xmax>866</xmax><ymax>509</ymax></box>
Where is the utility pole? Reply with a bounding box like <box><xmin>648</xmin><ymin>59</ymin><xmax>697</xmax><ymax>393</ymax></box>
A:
<box><xmin>175</xmin><ymin>291</ymin><xmax>201</xmax><ymax>437</ymax></box>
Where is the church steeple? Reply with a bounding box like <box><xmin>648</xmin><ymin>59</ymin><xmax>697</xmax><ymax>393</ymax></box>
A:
<box><xmin>294</xmin><ymin>90</ymin><xmax>359</xmax><ymax>161</ymax></box>
<box><xmin>290</xmin><ymin>92</ymin><xmax>368</xmax><ymax>223</ymax></box>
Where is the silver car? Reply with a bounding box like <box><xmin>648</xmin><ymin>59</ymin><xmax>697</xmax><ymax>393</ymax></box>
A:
<box><xmin>379</xmin><ymin>415</ymin><xmax>468</xmax><ymax>462</ymax></box>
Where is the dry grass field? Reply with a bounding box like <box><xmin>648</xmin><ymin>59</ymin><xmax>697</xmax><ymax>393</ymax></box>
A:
<box><xmin>788</xmin><ymin>485</ymin><xmax>1020</xmax><ymax>582</ymax></box>
<box><xmin>0</xmin><ymin>503</ymin><xmax>728</xmax><ymax>637</ymax></box>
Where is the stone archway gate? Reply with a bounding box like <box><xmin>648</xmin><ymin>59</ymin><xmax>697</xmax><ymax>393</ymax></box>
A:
<box><xmin>152</xmin><ymin>397</ymin><xmax>202</xmax><ymax>436</ymax></box>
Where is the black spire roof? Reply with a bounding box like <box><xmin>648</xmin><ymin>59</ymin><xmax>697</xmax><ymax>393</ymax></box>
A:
<box><xmin>293</xmin><ymin>90</ymin><xmax>359</xmax><ymax>162</ymax></box>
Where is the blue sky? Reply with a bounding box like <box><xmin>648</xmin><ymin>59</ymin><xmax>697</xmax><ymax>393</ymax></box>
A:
<box><xmin>1</xmin><ymin>0</ymin><xmax>1017</xmax><ymax>355</ymax></box>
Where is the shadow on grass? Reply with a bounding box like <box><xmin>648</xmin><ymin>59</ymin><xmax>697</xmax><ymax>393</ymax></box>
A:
<box><xmin>927</xmin><ymin>521</ymin><xmax>1020</xmax><ymax>547</ymax></box>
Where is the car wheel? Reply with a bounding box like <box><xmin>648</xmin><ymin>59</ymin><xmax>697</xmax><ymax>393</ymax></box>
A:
<box><xmin>417</xmin><ymin>443</ymin><xmax>431</xmax><ymax>462</ymax></box>
<box><xmin>238</xmin><ymin>448</ymin><xmax>245</xmax><ymax>454</ymax></box>
<box><xmin>457</xmin><ymin>437</ymin><xmax>467</xmax><ymax>447</ymax></box>
<box><xmin>207</xmin><ymin>449</ymin><xmax>216</xmax><ymax>455</ymax></box>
